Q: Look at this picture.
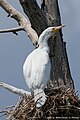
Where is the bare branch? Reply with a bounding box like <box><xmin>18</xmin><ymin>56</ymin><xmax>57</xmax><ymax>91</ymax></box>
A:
<box><xmin>0</xmin><ymin>82</ymin><xmax>31</xmax><ymax>96</ymax></box>
<box><xmin>0</xmin><ymin>0</ymin><xmax>38</xmax><ymax>46</ymax></box>
<box><xmin>19</xmin><ymin>0</ymin><xmax>48</xmax><ymax>36</ymax></box>
<box><xmin>0</xmin><ymin>26</ymin><xmax>24</xmax><ymax>35</ymax></box>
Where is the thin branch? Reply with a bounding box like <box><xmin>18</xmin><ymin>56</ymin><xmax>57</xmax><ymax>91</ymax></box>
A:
<box><xmin>0</xmin><ymin>110</ymin><xmax>7</xmax><ymax>114</ymax></box>
<box><xmin>58</xmin><ymin>105</ymin><xmax>80</xmax><ymax>110</ymax></box>
<box><xmin>0</xmin><ymin>0</ymin><xmax>38</xmax><ymax>46</ymax></box>
<box><xmin>0</xmin><ymin>110</ymin><xmax>8</xmax><ymax>118</ymax></box>
<box><xmin>0</xmin><ymin>82</ymin><xmax>31</xmax><ymax>96</ymax></box>
<box><xmin>0</xmin><ymin>26</ymin><xmax>24</xmax><ymax>35</ymax></box>
<box><xmin>0</xmin><ymin>113</ymin><xmax>6</xmax><ymax>118</ymax></box>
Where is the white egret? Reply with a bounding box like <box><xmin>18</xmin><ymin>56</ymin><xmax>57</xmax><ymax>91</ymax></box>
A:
<box><xmin>23</xmin><ymin>25</ymin><xmax>65</xmax><ymax>107</ymax></box>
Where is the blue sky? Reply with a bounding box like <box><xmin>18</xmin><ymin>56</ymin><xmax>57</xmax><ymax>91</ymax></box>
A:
<box><xmin>59</xmin><ymin>0</ymin><xmax>80</xmax><ymax>94</ymax></box>
<box><xmin>0</xmin><ymin>0</ymin><xmax>80</xmax><ymax>117</ymax></box>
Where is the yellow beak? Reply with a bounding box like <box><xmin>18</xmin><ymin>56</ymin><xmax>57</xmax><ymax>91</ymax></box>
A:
<box><xmin>52</xmin><ymin>24</ymin><xmax>65</xmax><ymax>32</ymax></box>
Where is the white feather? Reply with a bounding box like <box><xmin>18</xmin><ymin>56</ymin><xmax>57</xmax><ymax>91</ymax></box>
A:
<box><xmin>23</xmin><ymin>25</ymin><xmax>64</xmax><ymax>107</ymax></box>
<box><xmin>23</xmin><ymin>27</ymin><xmax>54</xmax><ymax>107</ymax></box>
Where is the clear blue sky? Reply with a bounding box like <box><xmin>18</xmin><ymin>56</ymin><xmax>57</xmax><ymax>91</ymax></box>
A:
<box><xmin>0</xmin><ymin>0</ymin><xmax>80</xmax><ymax>117</ymax></box>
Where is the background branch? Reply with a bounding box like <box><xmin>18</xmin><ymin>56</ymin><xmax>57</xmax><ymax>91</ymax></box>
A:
<box><xmin>0</xmin><ymin>26</ymin><xmax>24</xmax><ymax>35</ymax></box>
<box><xmin>0</xmin><ymin>0</ymin><xmax>38</xmax><ymax>46</ymax></box>
<box><xmin>0</xmin><ymin>82</ymin><xmax>31</xmax><ymax>96</ymax></box>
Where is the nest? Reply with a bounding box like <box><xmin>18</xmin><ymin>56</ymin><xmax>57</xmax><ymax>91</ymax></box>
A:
<box><xmin>3</xmin><ymin>87</ymin><xmax>80</xmax><ymax>119</ymax></box>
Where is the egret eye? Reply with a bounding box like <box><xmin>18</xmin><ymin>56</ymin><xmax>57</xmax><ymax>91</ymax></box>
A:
<box><xmin>52</xmin><ymin>25</ymin><xmax>65</xmax><ymax>33</ymax></box>
<box><xmin>51</xmin><ymin>28</ymin><xmax>55</xmax><ymax>33</ymax></box>
<box><xmin>52</xmin><ymin>28</ymin><xmax>54</xmax><ymax>30</ymax></box>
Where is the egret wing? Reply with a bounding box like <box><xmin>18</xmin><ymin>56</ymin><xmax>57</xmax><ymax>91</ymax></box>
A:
<box><xmin>31</xmin><ymin>50</ymin><xmax>50</xmax><ymax>89</ymax></box>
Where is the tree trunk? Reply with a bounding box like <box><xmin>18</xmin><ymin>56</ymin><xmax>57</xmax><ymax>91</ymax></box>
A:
<box><xmin>19</xmin><ymin>0</ymin><xmax>74</xmax><ymax>90</ymax></box>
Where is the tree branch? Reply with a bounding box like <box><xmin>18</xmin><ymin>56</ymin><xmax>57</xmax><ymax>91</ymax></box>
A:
<box><xmin>19</xmin><ymin>0</ymin><xmax>48</xmax><ymax>36</ymax></box>
<box><xmin>0</xmin><ymin>0</ymin><xmax>38</xmax><ymax>46</ymax></box>
<box><xmin>0</xmin><ymin>26</ymin><xmax>24</xmax><ymax>35</ymax></box>
<box><xmin>0</xmin><ymin>82</ymin><xmax>31</xmax><ymax>96</ymax></box>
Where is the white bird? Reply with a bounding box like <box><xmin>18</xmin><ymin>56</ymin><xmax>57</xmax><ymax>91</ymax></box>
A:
<box><xmin>23</xmin><ymin>25</ymin><xmax>64</xmax><ymax>107</ymax></box>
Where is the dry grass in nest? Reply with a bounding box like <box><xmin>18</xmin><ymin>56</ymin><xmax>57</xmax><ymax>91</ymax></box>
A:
<box><xmin>1</xmin><ymin>87</ymin><xmax>80</xmax><ymax>119</ymax></box>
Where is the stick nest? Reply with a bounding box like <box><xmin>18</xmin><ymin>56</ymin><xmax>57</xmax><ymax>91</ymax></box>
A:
<box><xmin>6</xmin><ymin>87</ymin><xmax>80</xmax><ymax>119</ymax></box>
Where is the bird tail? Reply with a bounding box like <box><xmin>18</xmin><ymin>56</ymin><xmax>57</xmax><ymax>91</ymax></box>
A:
<box><xmin>34</xmin><ymin>89</ymin><xmax>47</xmax><ymax>108</ymax></box>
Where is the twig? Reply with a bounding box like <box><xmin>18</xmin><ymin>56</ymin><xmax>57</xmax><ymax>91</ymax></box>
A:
<box><xmin>58</xmin><ymin>105</ymin><xmax>80</xmax><ymax>110</ymax></box>
<box><xmin>0</xmin><ymin>26</ymin><xmax>24</xmax><ymax>34</ymax></box>
<box><xmin>11</xmin><ymin>97</ymin><xmax>35</xmax><ymax>119</ymax></box>
<box><xmin>7</xmin><ymin>97</ymin><xmax>24</xmax><ymax>119</ymax></box>
<box><xmin>0</xmin><ymin>110</ymin><xmax>7</xmax><ymax>114</ymax></box>
<box><xmin>0</xmin><ymin>113</ymin><xmax>6</xmax><ymax>118</ymax></box>
<box><xmin>0</xmin><ymin>82</ymin><xmax>31</xmax><ymax>96</ymax></box>
<box><xmin>0</xmin><ymin>0</ymin><xmax>38</xmax><ymax>46</ymax></box>
<box><xmin>46</xmin><ymin>86</ymin><xmax>65</xmax><ymax>95</ymax></box>
<box><xmin>23</xmin><ymin>97</ymin><xmax>35</xmax><ymax>109</ymax></box>
<box><xmin>6</xmin><ymin>105</ymin><xmax>15</xmax><ymax>109</ymax></box>
<box><xmin>68</xmin><ymin>105</ymin><xmax>80</xmax><ymax>110</ymax></box>
<box><xmin>0</xmin><ymin>110</ymin><xmax>8</xmax><ymax>118</ymax></box>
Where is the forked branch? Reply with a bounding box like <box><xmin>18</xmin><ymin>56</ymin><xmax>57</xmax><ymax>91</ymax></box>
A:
<box><xmin>0</xmin><ymin>0</ymin><xmax>38</xmax><ymax>46</ymax></box>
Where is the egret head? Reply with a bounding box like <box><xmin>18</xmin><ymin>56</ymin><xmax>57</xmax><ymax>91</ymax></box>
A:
<box><xmin>38</xmin><ymin>24</ymin><xmax>65</xmax><ymax>46</ymax></box>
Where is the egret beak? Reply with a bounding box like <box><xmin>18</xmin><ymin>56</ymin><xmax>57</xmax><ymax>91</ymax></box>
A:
<box><xmin>52</xmin><ymin>24</ymin><xmax>65</xmax><ymax>32</ymax></box>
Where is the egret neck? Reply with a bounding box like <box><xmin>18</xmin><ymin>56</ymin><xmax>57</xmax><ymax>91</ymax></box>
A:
<box><xmin>38</xmin><ymin>32</ymin><xmax>52</xmax><ymax>53</ymax></box>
